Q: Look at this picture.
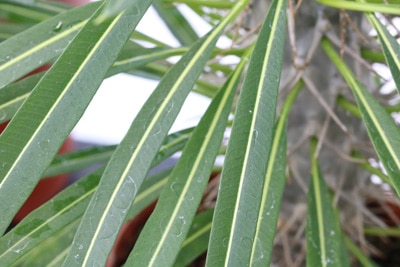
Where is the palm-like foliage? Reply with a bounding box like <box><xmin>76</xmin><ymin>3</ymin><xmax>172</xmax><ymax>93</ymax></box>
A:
<box><xmin>1</xmin><ymin>0</ymin><xmax>400</xmax><ymax>266</ymax></box>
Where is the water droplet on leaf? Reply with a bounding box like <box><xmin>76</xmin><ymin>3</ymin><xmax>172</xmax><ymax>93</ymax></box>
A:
<box><xmin>53</xmin><ymin>21</ymin><xmax>63</xmax><ymax>32</ymax></box>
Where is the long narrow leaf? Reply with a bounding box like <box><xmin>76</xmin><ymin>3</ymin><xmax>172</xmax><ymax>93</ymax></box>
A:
<box><xmin>0</xmin><ymin>44</ymin><xmax>186</xmax><ymax>123</ymax></box>
<box><xmin>306</xmin><ymin>138</ymin><xmax>350</xmax><ymax>267</ymax></box>
<box><xmin>317</xmin><ymin>0</ymin><xmax>400</xmax><ymax>15</ymax></box>
<box><xmin>322</xmin><ymin>38</ymin><xmax>400</xmax><ymax>196</ymax></box>
<box><xmin>153</xmin><ymin>0</ymin><xmax>199</xmax><ymax>46</ymax></box>
<box><xmin>126</xmin><ymin>45</ymin><xmax>248</xmax><ymax>267</ymax></box>
<box><xmin>0</xmin><ymin>2</ymin><xmax>100</xmax><ymax>88</ymax></box>
<box><xmin>250</xmin><ymin>80</ymin><xmax>303</xmax><ymax>266</ymax></box>
<box><xmin>0</xmin><ymin>168</ymin><xmax>103</xmax><ymax>266</ymax></box>
<box><xmin>366</xmin><ymin>13</ymin><xmax>400</xmax><ymax>94</ymax></box>
<box><xmin>0</xmin><ymin>73</ymin><xmax>43</xmax><ymax>124</ymax></box>
<box><xmin>62</xmin><ymin>2</ymin><xmax>247</xmax><ymax>265</ymax></box>
<box><xmin>0</xmin><ymin>128</ymin><xmax>186</xmax><ymax>266</ymax></box>
<box><xmin>14</xmin><ymin>219</ymin><xmax>80</xmax><ymax>267</ymax></box>
<box><xmin>206</xmin><ymin>0</ymin><xmax>287</xmax><ymax>265</ymax></box>
<box><xmin>0</xmin><ymin>1</ymin><xmax>150</xmax><ymax>235</ymax></box>
<box><xmin>173</xmin><ymin>209</ymin><xmax>214</xmax><ymax>267</ymax></box>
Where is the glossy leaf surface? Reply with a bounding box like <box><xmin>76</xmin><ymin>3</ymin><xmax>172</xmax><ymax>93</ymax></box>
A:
<box><xmin>206</xmin><ymin>0</ymin><xmax>287</xmax><ymax>265</ymax></box>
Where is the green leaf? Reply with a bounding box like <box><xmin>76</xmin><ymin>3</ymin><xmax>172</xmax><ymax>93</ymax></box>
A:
<box><xmin>366</xmin><ymin>13</ymin><xmax>400</xmax><ymax>94</ymax></box>
<box><xmin>0</xmin><ymin>43</ymin><xmax>186</xmax><ymax>124</ymax></box>
<box><xmin>0</xmin><ymin>168</ymin><xmax>103</xmax><ymax>266</ymax></box>
<box><xmin>174</xmin><ymin>209</ymin><xmax>214</xmax><ymax>267</ymax></box>
<box><xmin>44</xmin><ymin>145</ymin><xmax>116</xmax><ymax>178</ymax></box>
<box><xmin>344</xmin><ymin>236</ymin><xmax>378</xmax><ymax>267</ymax></box>
<box><xmin>97</xmin><ymin>0</ymin><xmax>138</xmax><ymax>23</ymax></box>
<box><xmin>109</xmin><ymin>42</ymin><xmax>188</xmax><ymax>76</ymax></box>
<box><xmin>0</xmin><ymin>127</ymin><xmax>188</xmax><ymax>266</ymax></box>
<box><xmin>0</xmin><ymin>22</ymin><xmax>31</xmax><ymax>40</ymax></box>
<box><xmin>322</xmin><ymin>38</ymin><xmax>400</xmax><ymax>197</ymax></box>
<box><xmin>0</xmin><ymin>73</ymin><xmax>43</xmax><ymax>124</ymax></box>
<box><xmin>62</xmin><ymin>1</ymin><xmax>246</xmax><ymax>265</ymax></box>
<box><xmin>0</xmin><ymin>2</ymin><xmax>100</xmax><ymax>89</ymax></box>
<box><xmin>126</xmin><ymin>43</ymin><xmax>247</xmax><ymax>267</ymax></box>
<box><xmin>0</xmin><ymin>0</ymin><xmax>150</xmax><ymax>235</ymax></box>
<box><xmin>15</xmin><ymin>219</ymin><xmax>80</xmax><ymax>267</ymax></box>
<box><xmin>0</xmin><ymin>1</ymin><xmax>57</xmax><ymax>22</ymax></box>
<box><xmin>250</xmin><ymin>80</ymin><xmax>303</xmax><ymax>266</ymax></box>
<box><xmin>206</xmin><ymin>0</ymin><xmax>287</xmax><ymax>265</ymax></box>
<box><xmin>306</xmin><ymin>138</ymin><xmax>350</xmax><ymax>267</ymax></box>
<box><xmin>153</xmin><ymin>0</ymin><xmax>199</xmax><ymax>46</ymax></box>
<box><xmin>317</xmin><ymin>0</ymin><xmax>400</xmax><ymax>15</ymax></box>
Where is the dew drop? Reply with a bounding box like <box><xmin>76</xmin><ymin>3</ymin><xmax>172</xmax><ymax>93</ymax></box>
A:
<box><xmin>173</xmin><ymin>215</ymin><xmax>187</xmax><ymax>237</ymax></box>
<box><xmin>38</xmin><ymin>139</ymin><xmax>50</xmax><ymax>149</ymax></box>
<box><xmin>0</xmin><ymin>110</ymin><xmax>7</xmax><ymax>121</ymax></box>
<box><xmin>246</xmin><ymin>210</ymin><xmax>257</xmax><ymax>222</ymax></box>
<box><xmin>240</xmin><ymin>236</ymin><xmax>253</xmax><ymax>250</ymax></box>
<box><xmin>53</xmin><ymin>21</ymin><xmax>63</xmax><ymax>32</ymax></box>
<box><xmin>169</xmin><ymin>181</ymin><xmax>182</xmax><ymax>194</ymax></box>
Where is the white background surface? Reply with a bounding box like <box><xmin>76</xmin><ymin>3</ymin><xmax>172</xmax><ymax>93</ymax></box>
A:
<box><xmin>71</xmin><ymin>6</ymin><xmax>212</xmax><ymax>144</ymax></box>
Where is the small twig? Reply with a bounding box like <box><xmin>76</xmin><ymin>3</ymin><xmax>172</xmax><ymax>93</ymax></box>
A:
<box><xmin>325</xmin><ymin>30</ymin><xmax>387</xmax><ymax>81</ymax></box>
<box><xmin>294</xmin><ymin>0</ymin><xmax>304</xmax><ymax>15</ymax></box>
<box><xmin>303</xmin><ymin>74</ymin><xmax>349</xmax><ymax>134</ymax></box>
<box><xmin>323</xmin><ymin>140</ymin><xmax>367</xmax><ymax>164</ymax></box>
<box><xmin>342</xmin><ymin>10</ymin><xmax>369</xmax><ymax>44</ymax></box>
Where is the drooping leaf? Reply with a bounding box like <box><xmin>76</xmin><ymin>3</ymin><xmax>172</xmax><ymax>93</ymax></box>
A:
<box><xmin>62</xmin><ymin>1</ymin><xmax>246</xmax><ymax>265</ymax></box>
<box><xmin>0</xmin><ymin>0</ymin><xmax>150</xmax><ymax>235</ymax></box>
<box><xmin>0</xmin><ymin>2</ymin><xmax>100</xmax><ymax>88</ymax></box>
<box><xmin>126</xmin><ymin>42</ymin><xmax>248</xmax><ymax>267</ymax></box>
<box><xmin>306</xmin><ymin>138</ymin><xmax>350</xmax><ymax>267</ymax></box>
<box><xmin>0</xmin><ymin>43</ymin><xmax>187</xmax><ymax>123</ymax></box>
<box><xmin>206</xmin><ymin>0</ymin><xmax>287</xmax><ymax>265</ymax></box>
<box><xmin>0</xmin><ymin>127</ymin><xmax>187</xmax><ymax>265</ymax></box>
<box><xmin>322</xmin><ymin>38</ymin><xmax>400</xmax><ymax>197</ymax></box>
<box><xmin>250</xmin><ymin>80</ymin><xmax>303</xmax><ymax>266</ymax></box>
<box><xmin>366</xmin><ymin>13</ymin><xmax>400</xmax><ymax>94</ymax></box>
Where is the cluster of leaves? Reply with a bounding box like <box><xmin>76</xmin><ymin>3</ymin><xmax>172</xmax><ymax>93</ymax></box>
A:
<box><xmin>0</xmin><ymin>0</ymin><xmax>400</xmax><ymax>266</ymax></box>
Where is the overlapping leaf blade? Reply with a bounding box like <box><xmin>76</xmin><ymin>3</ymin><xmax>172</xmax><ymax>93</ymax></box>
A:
<box><xmin>0</xmin><ymin>2</ymin><xmax>100</xmax><ymax>88</ymax></box>
<box><xmin>62</xmin><ymin>1</ymin><xmax>248</xmax><ymax>265</ymax></box>
<box><xmin>366</xmin><ymin>13</ymin><xmax>400</xmax><ymax>94</ymax></box>
<box><xmin>126</xmin><ymin>45</ymin><xmax>248</xmax><ymax>267</ymax></box>
<box><xmin>174</xmin><ymin>209</ymin><xmax>214</xmax><ymax>266</ymax></box>
<box><xmin>0</xmin><ymin>0</ymin><xmax>150</xmax><ymax>234</ymax></box>
<box><xmin>153</xmin><ymin>0</ymin><xmax>198</xmax><ymax>46</ymax></box>
<box><xmin>206</xmin><ymin>0</ymin><xmax>287</xmax><ymax>265</ymax></box>
<box><xmin>0</xmin><ymin>166</ymin><xmax>173</xmax><ymax>266</ymax></box>
<box><xmin>250</xmin><ymin>80</ymin><xmax>303</xmax><ymax>266</ymax></box>
<box><xmin>322</xmin><ymin>38</ymin><xmax>400</xmax><ymax>196</ymax></box>
<box><xmin>317</xmin><ymin>0</ymin><xmax>400</xmax><ymax>15</ymax></box>
<box><xmin>0</xmin><ymin>168</ymin><xmax>103</xmax><ymax>266</ymax></box>
<box><xmin>0</xmin><ymin>43</ymin><xmax>186</xmax><ymax>125</ymax></box>
<box><xmin>0</xmin><ymin>125</ymin><xmax>188</xmax><ymax>266</ymax></box>
<box><xmin>306</xmin><ymin>138</ymin><xmax>350</xmax><ymax>267</ymax></box>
